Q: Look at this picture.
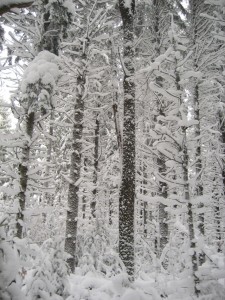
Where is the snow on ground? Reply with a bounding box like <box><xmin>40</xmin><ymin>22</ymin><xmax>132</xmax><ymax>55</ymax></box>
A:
<box><xmin>66</xmin><ymin>267</ymin><xmax>225</xmax><ymax>300</ymax></box>
<box><xmin>67</xmin><ymin>271</ymin><xmax>158</xmax><ymax>300</ymax></box>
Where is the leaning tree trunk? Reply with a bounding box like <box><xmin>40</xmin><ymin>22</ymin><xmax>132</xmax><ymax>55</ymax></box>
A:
<box><xmin>118</xmin><ymin>0</ymin><xmax>136</xmax><ymax>280</ymax></box>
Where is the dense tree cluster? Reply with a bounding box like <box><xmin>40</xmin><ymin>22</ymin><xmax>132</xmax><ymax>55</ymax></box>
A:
<box><xmin>0</xmin><ymin>0</ymin><xmax>224</xmax><ymax>299</ymax></box>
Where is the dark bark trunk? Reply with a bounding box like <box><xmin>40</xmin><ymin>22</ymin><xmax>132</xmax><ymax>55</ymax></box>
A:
<box><xmin>219</xmin><ymin>110</ymin><xmax>225</xmax><ymax>191</ymax></box>
<box><xmin>44</xmin><ymin>111</ymin><xmax>54</xmax><ymax>206</ymax></box>
<box><xmin>64</xmin><ymin>70</ymin><xmax>85</xmax><ymax>272</ymax></box>
<box><xmin>191</xmin><ymin>0</ymin><xmax>206</xmax><ymax>266</ymax></box>
<box><xmin>16</xmin><ymin>112</ymin><xmax>35</xmax><ymax>239</ymax></box>
<box><xmin>118</xmin><ymin>0</ymin><xmax>136</xmax><ymax>280</ymax></box>
<box><xmin>214</xmin><ymin>109</ymin><xmax>225</xmax><ymax>252</ymax></box>
<box><xmin>193</xmin><ymin>84</ymin><xmax>205</xmax><ymax>265</ymax></box>
<box><xmin>91</xmin><ymin>112</ymin><xmax>100</xmax><ymax>218</ymax></box>
<box><xmin>110</xmin><ymin>39</ymin><xmax>122</xmax><ymax>155</ymax></box>
<box><xmin>183</xmin><ymin>134</ymin><xmax>200</xmax><ymax>297</ymax></box>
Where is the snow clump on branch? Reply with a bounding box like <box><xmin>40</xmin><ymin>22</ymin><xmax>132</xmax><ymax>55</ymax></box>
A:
<box><xmin>20</xmin><ymin>50</ymin><xmax>60</xmax><ymax>112</ymax></box>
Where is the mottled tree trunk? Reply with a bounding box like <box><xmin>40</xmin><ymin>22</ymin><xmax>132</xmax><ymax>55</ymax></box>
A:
<box><xmin>183</xmin><ymin>130</ymin><xmax>200</xmax><ymax>297</ymax></box>
<box><xmin>193</xmin><ymin>84</ymin><xmax>204</xmax><ymax>239</ymax></box>
<box><xmin>118</xmin><ymin>0</ymin><xmax>136</xmax><ymax>280</ymax></box>
<box><xmin>64</xmin><ymin>69</ymin><xmax>85</xmax><ymax>272</ymax></box>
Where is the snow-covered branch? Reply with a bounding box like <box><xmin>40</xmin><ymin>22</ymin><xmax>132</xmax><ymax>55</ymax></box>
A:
<box><xmin>0</xmin><ymin>0</ymin><xmax>33</xmax><ymax>15</ymax></box>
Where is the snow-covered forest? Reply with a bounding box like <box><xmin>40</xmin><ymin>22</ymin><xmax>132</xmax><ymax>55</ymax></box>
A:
<box><xmin>0</xmin><ymin>0</ymin><xmax>224</xmax><ymax>299</ymax></box>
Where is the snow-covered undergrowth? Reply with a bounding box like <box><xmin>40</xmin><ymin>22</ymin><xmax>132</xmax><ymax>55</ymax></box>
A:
<box><xmin>1</xmin><ymin>218</ymin><xmax>224</xmax><ymax>300</ymax></box>
<box><xmin>66</xmin><ymin>265</ymin><xmax>225</xmax><ymax>300</ymax></box>
<box><xmin>1</xmin><ymin>239</ymin><xmax>225</xmax><ymax>300</ymax></box>
<box><xmin>67</xmin><ymin>272</ymin><xmax>158</xmax><ymax>300</ymax></box>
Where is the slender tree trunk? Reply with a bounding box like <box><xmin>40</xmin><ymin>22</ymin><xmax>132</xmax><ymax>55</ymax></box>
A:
<box><xmin>183</xmin><ymin>135</ymin><xmax>200</xmax><ymax>297</ymax></box>
<box><xmin>219</xmin><ymin>109</ymin><xmax>225</xmax><ymax>192</ymax></box>
<box><xmin>91</xmin><ymin>111</ymin><xmax>100</xmax><ymax>218</ymax></box>
<box><xmin>16</xmin><ymin>112</ymin><xmax>35</xmax><ymax>238</ymax></box>
<box><xmin>64</xmin><ymin>67</ymin><xmax>85</xmax><ymax>272</ymax></box>
<box><xmin>153</xmin><ymin>0</ymin><xmax>169</xmax><ymax>256</ymax></box>
<box><xmin>44</xmin><ymin>110</ymin><xmax>54</xmax><ymax>206</ymax></box>
<box><xmin>174</xmin><ymin>59</ymin><xmax>200</xmax><ymax>297</ymax></box>
<box><xmin>118</xmin><ymin>0</ymin><xmax>136</xmax><ymax>280</ymax></box>
<box><xmin>213</xmin><ymin>189</ymin><xmax>222</xmax><ymax>253</ymax></box>
<box><xmin>214</xmin><ymin>109</ymin><xmax>225</xmax><ymax>252</ymax></box>
<box><xmin>190</xmin><ymin>0</ymin><xmax>207</xmax><ymax>265</ymax></box>
<box><xmin>110</xmin><ymin>38</ymin><xmax>122</xmax><ymax>157</ymax></box>
<box><xmin>193</xmin><ymin>84</ymin><xmax>205</xmax><ymax>242</ymax></box>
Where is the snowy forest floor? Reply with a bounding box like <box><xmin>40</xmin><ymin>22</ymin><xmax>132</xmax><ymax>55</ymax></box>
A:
<box><xmin>0</xmin><ymin>229</ymin><xmax>225</xmax><ymax>300</ymax></box>
<box><xmin>66</xmin><ymin>266</ymin><xmax>225</xmax><ymax>300</ymax></box>
<box><xmin>1</xmin><ymin>232</ymin><xmax>225</xmax><ymax>300</ymax></box>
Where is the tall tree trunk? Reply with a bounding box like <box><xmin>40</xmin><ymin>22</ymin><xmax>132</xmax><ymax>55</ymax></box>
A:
<box><xmin>91</xmin><ymin>111</ymin><xmax>100</xmax><ymax>218</ymax></box>
<box><xmin>190</xmin><ymin>0</ymin><xmax>209</xmax><ymax>265</ymax></box>
<box><xmin>219</xmin><ymin>109</ymin><xmax>225</xmax><ymax>193</ymax></box>
<box><xmin>64</xmin><ymin>66</ymin><xmax>86</xmax><ymax>272</ymax></box>
<box><xmin>174</xmin><ymin>56</ymin><xmax>200</xmax><ymax>297</ymax></box>
<box><xmin>153</xmin><ymin>0</ymin><xmax>169</xmax><ymax>257</ymax></box>
<box><xmin>118</xmin><ymin>0</ymin><xmax>136</xmax><ymax>280</ymax></box>
<box><xmin>16</xmin><ymin>112</ymin><xmax>35</xmax><ymax>238</ymax></box>
<box><xmin>110</xmin><ymin>38</ymin><xmax>122</xmax><ymax>156</ymax></box>
<box><xmin>16</xmin><ymin>0</ymin><xmax>63</xmax><ymax>238</ymax></box>
<box><xmin>183</xmin><ymin>132</ymin><xmax>200</xmax><ymax>297</ymax></box>
<box><xmin>44</xmin><ymin>110</ymin><xmax>54</xmax><ymax>206</ymax></box>
<box><xmin>214</xmin><ymin>108</ymin><xmax>225</xmax><ymax>252</ymax></box>
<box><xmin>193</xmin><ymin>84</ymin><xmax>205</xmax><ymax>245</ymax></box>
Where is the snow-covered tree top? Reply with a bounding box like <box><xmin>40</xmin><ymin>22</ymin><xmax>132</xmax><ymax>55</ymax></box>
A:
<box><xmin>21</xmin><ymin>51</ymin><xmax>60</xmax><ymax>93</ymax></box>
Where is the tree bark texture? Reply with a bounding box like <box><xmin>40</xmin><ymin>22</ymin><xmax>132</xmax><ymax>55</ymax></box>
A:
<box><xmin>183</xmin><ymin>132</ymin><xmax>200</xmax><ymax>297</ymax></box>
<box><xmin>64</xmin><ymin>63</ymin><xmax>86</xmax><ymax>273</ymax></box>
<box><xmin>118</xmin><ymin>0</ymin><xmax>136</xmax><ymax>280</ymax></box>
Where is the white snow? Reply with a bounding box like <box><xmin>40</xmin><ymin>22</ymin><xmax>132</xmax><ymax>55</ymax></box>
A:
<box><xmin>124</xmin><ymin>0</ymin><xmax>132</xmax><ymax>8</ymax></box>
<box><xmin>21</xmin><ymin>51</ymin><xmax>60</xmax><ymax>93</ymax></box>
